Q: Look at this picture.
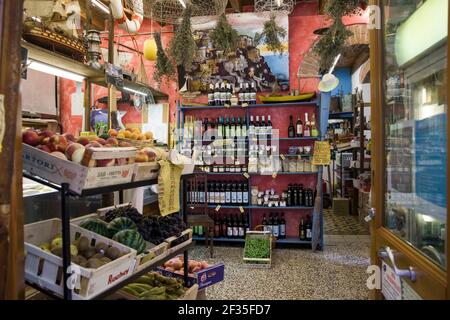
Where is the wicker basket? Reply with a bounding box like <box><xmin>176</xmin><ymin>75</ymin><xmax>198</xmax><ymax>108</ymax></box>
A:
<box><xmin>117</xmin><ymin>138</ymin><xmax>154</xmax><ymax>149</ymax></box>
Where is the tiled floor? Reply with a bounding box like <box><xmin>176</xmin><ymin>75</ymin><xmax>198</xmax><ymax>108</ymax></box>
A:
<box><xmin>190</xmin><ymin>240</ymin><xmax>370</xmax><ymax>300</ymax></box>
<box><xmin>324</xmin><ymin>209</ymin><xmax>370</xmax><ymax>235</ymax></box>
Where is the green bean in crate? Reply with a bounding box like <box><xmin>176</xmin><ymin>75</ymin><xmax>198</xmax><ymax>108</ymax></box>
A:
<box><xmin>243</xmin><ymin>231</ymin><xmax>272</xmax><ymax>268</ymax></box>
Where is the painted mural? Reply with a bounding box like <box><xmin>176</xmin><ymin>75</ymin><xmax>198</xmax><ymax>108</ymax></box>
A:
<box><xmin>188</xmin><ymin>12</ymin><xmax>289</xmax><ymax>93</ymax></box>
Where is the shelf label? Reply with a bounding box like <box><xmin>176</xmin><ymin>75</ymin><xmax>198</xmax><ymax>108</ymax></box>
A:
<box><xmin>224</xmin><ymin>104</ymin><xmax>231</xmax><ymax>108</ymax></box>
<box><xmin>215</xmin><ymin>205</ymin><xmax>221</xmax><ymax>211</ymax></box>
<box><xmin>272</xmin><ymin>172</ymin><xmax>277</xmax><ymax>179</ymax></box>
<box><xmin>241</xmin><ymin>103</ymin><xmax>248</xmax><ymax>108</ymax></box>
<box><xmin>243</xmin><ymin>172</ymin><xmax>250</xmax><ymax>179</ymax></box>
<box><xmin>280</xmin><ymin>154</ymin><xmax>285</xmax><ymax>160</ymax></box>
<box><xmin>312</xmin><ymin>141</ymin><xmax>331</xmax><ymax>166</ymax></box>
<box><xmin>239</xmin><ymin>206</ymin><xmax>244</xmax><ymax>213</ymax></box>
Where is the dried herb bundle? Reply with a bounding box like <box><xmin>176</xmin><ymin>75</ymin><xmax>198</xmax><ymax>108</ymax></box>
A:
<box><xmin>254</xmin><ymin>14</ymin><xmax>287</xmax><ymax>55</ymax></box>
<box><xmin>169</xmin><ymin>6</ymin><xmax>196</xmax><ymax>71</ymax></box>
<box><xmin>313</xmin><ymin>0</ymin><xmax>362</xmax><ymax>73</ymax></box>
<box><xmin>153</xmin><ymin>32</ymin><xmax>175</xmax><ymax>84</ymax></box>
<box><xmin>210</xmin><ymin>13</ymin><xmax>239</xmax><ymax>53</ymax></box>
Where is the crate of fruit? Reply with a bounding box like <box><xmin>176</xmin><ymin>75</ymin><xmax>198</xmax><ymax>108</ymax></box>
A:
<box><xmin>105</xmin><ymin>272</ymin><xmax>198</xmax><ymax>300</ymax></box>
<box><xmin>132</xmin><ymin>161</ymin><xmax>160</xmax><ymax>182</ymax></box>
<box><xmin>22</xmin><ymin>137</ymin><xmax>137</xmax><ymax>195</ymax></box>
<box><xmin>158</xmin><ymin>257</ymin><xmax>224</xmax><ymax>290</ymax></box>
<box><xmin>165</xmin><ymin>229</ymin><xmax>193</xmax><ymax>254</ymax></box>
<box><xmin>24</xmin><ymin>218</ymin><xmax>137</xmax><ymax>300</ymax></box>
<box><xmin>71</xmin><ymin>210</ymin><xmax>169</xmax><ymax>274</ymax></box>
<box><xmin>243</xmin><ymin>230</ymin><xmax>272</xmax><ymax>268</ymax></box>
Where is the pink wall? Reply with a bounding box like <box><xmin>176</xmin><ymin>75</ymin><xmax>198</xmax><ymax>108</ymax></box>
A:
<box><xmin>60</xmin><ymin>1</ymin><xmax>368</xmax><ymax>136</ymax></box>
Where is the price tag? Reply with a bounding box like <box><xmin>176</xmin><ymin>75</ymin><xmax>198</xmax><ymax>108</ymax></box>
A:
<box><xmin>243</xmin><ymin>172</ymin><xmax>250</xmax><ymax>179</ymax></box>
<box><xmin>272</xmin><ymin>172</ymin><xmax>277</xmax><ymax>179</ymax></box>
<box><xmin>280</xmin><ymin>154</ymin><xmax>285</xmax><ymax>160</ymax></box>
<box><xmin>239</xmin><ymin>206</ymin><xmax>244</xmax><ymax>213</ymax></box>
<box><xmin>241</xmin><ymin>103</ymin><xmax>248</xmax><ymax>108</ymax></box>
<box><xmin>224</xmin><ymin>104</ymin><xmax>231</xmax><ymax>108</ymax></box>
<box><xmin>215</xmin><ymin>205</ymin><xmax>221</xmax><ymax>212</ymax></box>
<box><xmin>190</xmin><ymin>206</ymin><xmax>194</xmax><ymax>210</ymax></box>
<box><xmin>80</xmin><ymin>131</ymin><xmax>96</xmax><ymax>137</ymax></box>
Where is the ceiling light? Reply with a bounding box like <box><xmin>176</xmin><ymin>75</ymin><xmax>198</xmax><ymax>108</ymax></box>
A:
<box><xmin>92</xmin><ymin>0</ymin><xmax>110</xmax><ymax>14</ymax></box>
<box><xmin>123</xmin><ymin>86</ymin><xmax>148</xmax><ymax>97</ymax></box>
<box><xmin>27</xmin><ymin>60</ymin><xmax>85</xmax><ymax>82</ymax></box>
<box><xmin>178</xmin><ymin>0</ymin><xmax>187</xmax><ymax>9</ymax></box>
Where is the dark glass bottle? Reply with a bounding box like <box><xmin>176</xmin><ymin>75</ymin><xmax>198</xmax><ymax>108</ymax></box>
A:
<box><xmin>214</xmin><ymin>214</ymin><xmax>220</xmax><ymax>238</ymax></box>
<box><xmin>221</xmin><ymin>215</ymin><xmax>227</xmax><ymax>238</ymax></box>
<box><xmin>272</xmin><ymin>213</ymin><xmax>279</xmax><ymax>239</ymax></box>
<box><xmin>296</xmin><ymin>116</ymin><xmax>303</xmax><ymax>137</ymax></box>
<box><xmin>233</xmin><ymin>214</ymin><xmax>239</xmax><ymax>238</ymax></box>
<box><xmin>237</xmin><ymin>183</ymin><xmax>243</xmax><ymax>204</ymax></box>
<box><xmin>225</xmin><ymin>182</ymin><xmax>231</xmax><ymax>204</ymax></box>
<box><xmin>279</xmin><ymin>213</ymin><xmax>286</xmax><ymax>239</ymax></box>
<box><xmin>299</xmin><ymin>184</ymin><xmax>305</xmax><ymax>206</ymax></box>
<box><xmin>262</xmin><ymin>214</ymin><xmax>268</xmax><ymax>232</ymax></box>
<box><xmin>214</xmin><ymin>182</ymin><xmax>220</xmax><ymax>204</ymax></box>
<box><xmin>288</xmin><ymin>115</ymin><xmax>295</xmax><ymax>138</ymax></box>
<box><xmin>243</xmin><ymin>214</ymin><xmax>250</xmax><ymax>235</ymax></box>
<box><xmin>299</xmin><ymin>218</ymin><xmax>306</xmax><ymax>240</ymax></box>
<box><xmin>242</xmin><ymin>182</ymin><xmax>249</xmax><ymax>204</ymax></box>
<box><xmin>286</xmin><ymin>184</ymin><xmax>292</xmax><ymax>207</ymax></box>
<box><xmin>292</xmin><ymin>184</ymin><xmax>298</xmax><ymax>207</ymax></box>
<box><xmin>220</xmin><ymin>183</ymin><xmax>226</xmax><ymax>204</ymax></box>
<box><xmin>227</xmin><ymin>215</ymin><xmax>233</xmax><ymax>238</ymax></box>
<box><xmin>231</xmin><ymin>183</ymin><xmax>237</xmax><ymax>204</ymax></box>
<box><xmin>306</xmin><ymin>215</ymin><xmax>312</xmax><ymax>240</ymax></box>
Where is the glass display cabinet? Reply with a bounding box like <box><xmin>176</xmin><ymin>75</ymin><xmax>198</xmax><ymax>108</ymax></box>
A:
<box><xmin>371</xmin><ymin>0</ymin><xmax>449</xmax><ymax>299</ymax></box>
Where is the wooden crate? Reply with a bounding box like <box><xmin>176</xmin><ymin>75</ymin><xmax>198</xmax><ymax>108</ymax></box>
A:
<box><xmin>24</xmin><ymin>219</ymin><xmax>137</xmax><ymax>300</ymax></box>
<box><xmin>23</xmin><ymin>143</ymin><xmax>136</xmax><ymax>195</ymax></box>
<box><xmin>106</xmin><ymin>284</ymin><xmax>199</xmax><ymax>300</ymax></box>
<box><xmin>133</xmin><ymin>162</ymin><xmax>160</xmax><ymax>182</ymax></box>
<box><xmin>117</xmin><ymin>138</ymin><xmax>154</xmax><ymax>149</ymax></box>
<box><xmin>165</xmin><ymin>229</ymin><xmax>193</xmax><ymax>254</ymax></box>
<box><xmin>71</xmin><ymin>212</ymin><xmax>169</xmax><ymax>273</ymax></box>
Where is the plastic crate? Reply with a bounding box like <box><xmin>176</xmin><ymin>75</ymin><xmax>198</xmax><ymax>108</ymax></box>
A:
<box><xmin>243</xmin><ymin>231</ymin><xmax>272</xmax><ymax>268</ymax></box>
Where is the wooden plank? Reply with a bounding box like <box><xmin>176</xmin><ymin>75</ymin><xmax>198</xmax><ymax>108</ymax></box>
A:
<box><xmin>0</xmin><ymin>0</ymin><xmax>25</xmax><ymax>300</ymax></box>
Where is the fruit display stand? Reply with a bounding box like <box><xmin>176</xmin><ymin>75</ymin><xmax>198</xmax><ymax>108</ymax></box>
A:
<box><xmin>24</xmin><ymin>219</ymin><xmax>137</xmax><ymax>300</ymax></box>
<box><xmin>22</xmin><ymin>170</ymin><xmax>194</xmax><ymax>300</ymax></box>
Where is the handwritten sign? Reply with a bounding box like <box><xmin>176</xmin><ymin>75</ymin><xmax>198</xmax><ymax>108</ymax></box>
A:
<box><xmin>312</xmin><ymin>141</ymin><xmax>331</xmax><ymax>166</ymax></box>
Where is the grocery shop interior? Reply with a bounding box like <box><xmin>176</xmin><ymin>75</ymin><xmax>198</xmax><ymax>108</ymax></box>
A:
<box><xmin>0</xmin><ymin>0</ymin><xmax>449</xmax><ymax>301</ymax></box>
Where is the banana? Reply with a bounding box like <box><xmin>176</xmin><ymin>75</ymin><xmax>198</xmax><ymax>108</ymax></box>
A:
<box><xmin>121</xmin><ymin>286</ymin><xmax>140</xmax><ymax>297</ymax></box>
<box><xmin>142</xmin><ymin>294</ymin><xmax>167</xmax><ymax>300</ymax></box>
<box><xmin>138</xmin><ymin>286</ymin><xmax>166</xmax><ymax>298</ymax></box>
<box><xmin>126</xmin><ymin>283</ymin><xmax>153</xmax><ymax>294</ymax></box>
<box><xmin>134</xmin><ymin>275</ymin><xmax>154</xmax><ymax>286</ymax></box>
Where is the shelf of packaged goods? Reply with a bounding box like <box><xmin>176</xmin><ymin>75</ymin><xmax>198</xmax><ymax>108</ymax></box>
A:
<box><xmin>180</xmin><ymin>100</ymin><xmax>318</xmax><ymax>110</ymax></box>
<box><xmin>198</xmin><ymin>171</ymin><xmax>319</xmax><ymax>176</ymax></box>
<box><xmin>328</xmin><ymin>112</ymin><xmax>354</xmax><ymax>119</ymax></box>
<box><xmin>25</xmin><ymin>241</ymin><xmax>194</xmax><ymax>300</ymax></box>
<box><xmin>193</xmin><ymin>236</ymin><xmax>311</xmax><ymax>245</ymax></box>
<box><xmin>188</xmin><ymin>136</ymin><xmax>320</xmax><ymax>143</ymax></box>
<box><xmin>187</xmin><ymin>204</ymin><xmax>314</xmax><ymax>210</ymax></box>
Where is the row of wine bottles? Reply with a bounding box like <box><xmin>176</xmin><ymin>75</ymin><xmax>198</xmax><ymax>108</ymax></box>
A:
<box><xmin>288</xmin><ymin>114</ymin><xmax>319</xmax><ymax>138</ymax></box>
<box><xmin>187</xmin><ymin>180</ymin><xmax>249</xmax><ymax>205</ymax></box>
<box><xmin>207</xmin><ymin>81</ymin><xmax>257</xmax><ymax>106</ymax></box>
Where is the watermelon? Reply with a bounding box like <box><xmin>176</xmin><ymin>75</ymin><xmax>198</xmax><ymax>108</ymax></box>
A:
<box><xmin>112</xmin><ymin>229</ymin><xmax>146</xmax><ymax>254</ymax></box>
<box><xmin>79</xmin><ymin>218</ymin><xmax>109</xmax><ymax>238</ymax></box>
<box><xmin>107</xmin><ymin>217</ymin><xmax>137</xmax><ymax>238</ymax></box>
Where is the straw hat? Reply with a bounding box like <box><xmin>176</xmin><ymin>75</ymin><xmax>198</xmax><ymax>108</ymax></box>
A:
<box><xmin>318</xmin><ymin>73</ymin><xmax>340</xmax><ymax>92</ymax></box>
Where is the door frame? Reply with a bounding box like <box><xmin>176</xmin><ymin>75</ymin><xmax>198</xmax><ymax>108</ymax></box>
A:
<box><xmin>369</xmin><ymin>0</ymin><xmax>450</xmax><ymax>300</ymax></box>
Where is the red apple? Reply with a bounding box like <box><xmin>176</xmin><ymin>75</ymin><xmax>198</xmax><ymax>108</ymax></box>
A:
<box><xmin>96</xmin><ymin>138</ymin><xmax>107</xmax><ymax>145</ymax></box>
<box><xmin>96</xmin><ymin>159</ymin><xmax>115</xmax><ymax>167</ymax></box>
<box><xmin>106</xmin><ymin>137</ymin><xmax>119</xmax><ymax>146</ymax></box>
<box><xmin>38</xmin><ymin>130</ymin><xmax>54</xmax><ymax>139</ymax></box>
<box><xmin>62</xmin><ymin>133</ymin><xmax>76</xmax><ymax>142</ymax></box>
<box><xmin>65</xmin><ymin>143</ymin><xmax>85</xmax><ymax>163</ymax></box>
<box><xmin>37</xmin><ymin>144</ymin><xmax>51</xmax><ymax>153</ymax></box>
<box><xmin>77</xmin><ymin>137</ymin><xmax>90</xmax><ymax>146</ymax></box>
<box><xmin>51</xmin><ymin>151</ymin><xmax>68</xmax><ymax>161</ymax></box>
<box><xmin>22</xmin><ymin>129</ymin><xmax>40</xmax><ymax>146</ymax></box>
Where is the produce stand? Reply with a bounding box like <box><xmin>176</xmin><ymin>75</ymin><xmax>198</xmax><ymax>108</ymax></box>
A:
<box><xmin>22</xmin><ymin>170</ymin><xmax>193</xmax><ymax>300</ymax></box>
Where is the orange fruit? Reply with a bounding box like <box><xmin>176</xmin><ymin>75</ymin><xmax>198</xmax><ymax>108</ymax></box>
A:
<box><xmin>130</xmin><ymin>132</ymin><xmax>139</xmax><ymax>140</ymax></box>
<box><xmin>108</xmin><ymin>129</ymin><xmax>118</xmax><ymax>136</ymax></box>
<box><xmin>124</xmin><ymin>130</ymin><xmax>132</xmax><ymax>138</ymax></box>
<box><xmin>118</xmin><ymin>129</ymin><xmax>126</xmax><ymax>136</ymax></box>
<box><xmin>138</xmin><ymin>134</ymin><xmax>146</xmax><ymax>140</ymax></box>
<box><xmin>145</xmin><ymin>131</ymin><xmax>153</xmax><ymax>140</ymax></box>
<box><xmin>117</xmin><ymin>133</ymin><xmax>125</xmax><ymax>139</ymax></box>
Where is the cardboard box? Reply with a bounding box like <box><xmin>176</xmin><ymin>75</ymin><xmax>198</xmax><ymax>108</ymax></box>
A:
<box><xmin>333</xmin><ymin>197</ymin><xmax>350</xmax><ymax>216</ymax></box>
<box><xmin>158</xmin><ymin>263</ymin><xmax>225</xmax><ymax>290</ymax></box>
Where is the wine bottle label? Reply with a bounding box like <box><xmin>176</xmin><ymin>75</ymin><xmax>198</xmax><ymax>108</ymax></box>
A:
<box><xmin>215</xmin><ymin>192</ymin><xmax>220</xmax><ymax>203</ymax></box>
<box><xmin>280</xmin><ymin>225</ymin><xmax>286</xmax><ymax>236</ymax></box>
<box><xmin>307</xmin><ymin>229</ymin><xmax>312</xmax><ymax>239</ymax></box>
<box><xmin>273</xmin><ymin>226</ymin><xmax>279</xmax><ymax>237</ymax></box>
<box><xmin>221</xmin><ymin>192</ymin><xmax>226</xmax><ymax>204</ymax></box>
<box><xmin>239</xmin><ymin>227</ymin><xmax>245</xmax><ymax>237</ymax></box>
<box><xmin>251</xmin><ymin>92</ymin><xmax>256</xmax><ymax>101</ymax></box>
<box><xmin>231</xmin><ymin>192</ymin><xmax>237</xmax><ymax>203</ymax></box>
<box><xmin>237</xmin><ymin>192</ymin><xmax>243</xmax><ymax>203</ymax></box>
<box><xmin>243</xmin><ymin>193</ymin><xmax>248</xmax><ymax>204</ymax></box>
<box><xmin>233</xmin><ymin>227</ymin><xmax>239</xmax><ymax>236</ymax></box>
<box><xmin>225</xmin><ymin>192</ymin><xmax>231</xmax><ymax>203</ymax></box>
<box><xmin>297</xmin><ymin>124</ymin><xmax>303</xmax><ymax>134</ymax></box>
<box><xmin>267</xmin><ymin>225</ymin><xmax>273</xmax><ymax>234</ymax></box>
<box><xmin>199</xmin><ymin>192</ymin><xmax>205</xmax><ymax>203</ymax></box>
<box><xmin>227</xmin><ymin>227</ymin><xmax>233</xmax><ymax>237</ymax></box>
<box><xmin>208</xmin><ymin>93</ymin><xmax>214</xmax><ymax>102</ymax></box>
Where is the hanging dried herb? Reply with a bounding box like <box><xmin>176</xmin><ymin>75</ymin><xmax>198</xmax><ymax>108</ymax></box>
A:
<box><xmin>255</xmin><ymin>14</ymin><xmax>287</xmax><ymax>55</ymax></box>
<box><xmin>169</xmin><ymin>6</ymin><xmax>196</xmax><ymax>71</ymax></box>
<box><xmin>313</xmin><ymin>0</ymin><xmax>362</xmax><ymax>73</ymax></box>
<box><xmin>210</xmin><ymin>13</ymin><xmax>239</xmax><ymax>53</ymax></box>
<box><xmin>153</xmin><ymin>32</ymin><xmax>175</xmax><ymax>84</ymax></box>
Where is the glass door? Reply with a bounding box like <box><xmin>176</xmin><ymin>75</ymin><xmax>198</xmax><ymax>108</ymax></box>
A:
<box><xmin>373</xmin><ymin>0</ymin><xmax>448</xmax><ymax>300</ymax></box>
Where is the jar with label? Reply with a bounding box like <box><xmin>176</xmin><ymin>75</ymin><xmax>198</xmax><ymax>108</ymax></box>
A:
<box><xmin>251</xmin><ymin>187</ymin><xmax>259</xmax><ymax>205</ymax></box>
<box><xmin>289</xmin><ymin>159</ymin><xmax>297</xmax><ymax>172</ymax></box>
<box><xmin>297</xmin><ymin>156</ymin><xmax>304</xmax><ymax>172</ymax></box>
<box><xmin>304</xmin><ymin>159</ymin><xmax>312</xmax><ymax>172</ymax></box>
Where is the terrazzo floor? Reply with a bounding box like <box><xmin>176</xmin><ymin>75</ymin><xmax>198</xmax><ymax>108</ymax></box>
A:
<box><xmin>190</xmin><ymin>236</ymin><xmax>371</xmax><ymax>300</ymax></box>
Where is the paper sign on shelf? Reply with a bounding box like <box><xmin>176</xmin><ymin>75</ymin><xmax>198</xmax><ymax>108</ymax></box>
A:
<box><xmin>239</xmin><ymin>206</ymin><xmax>244</xmax><ymax>213</ymax></box>
<box><xmin>381</xmin><ymin>261</ymin><xmax>402</xmax><ymax>300</ymax></box>
<box><xmin>243</xmin><ymin>172</ymin><xmax>250</xmax><ymax>179</ymax></box>
<box><xmin>272</xmin><ymin>172</ymin><xmax>277</xmax><ymax>179</ymax></box>
<box><xmin>312</xmin><ymin>141</ymin><xmax>331</xmax><ymax>166</ymax></box>
<box><xmin>215</xmin><ymin>205</ymin><xmax>221</xmax><ymax>211</ymax></box>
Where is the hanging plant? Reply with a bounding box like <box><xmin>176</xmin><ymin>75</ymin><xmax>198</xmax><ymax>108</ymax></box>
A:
<box><xmin>169</xmin><ymin>6</ymin><xmax>196</xmax><ymax>71</ymax></box>
<box><xmin>313</xmin><ymin>0</ymin><xmax>362</xmax><ymax>73</ymax></box>
<box><xmin>253</xmin><ymin>14</ymin><xmax>287</xmax><ymax>55</ymax></box>
<box><xmin>153</xmin><ymin>32</ymin><xmax>175</xmax><ymax>84</ymax></box>
<box><xmin>210</xmin><ymin>13</ymin><xmax>239</xmax><ymax>53</ymax></box>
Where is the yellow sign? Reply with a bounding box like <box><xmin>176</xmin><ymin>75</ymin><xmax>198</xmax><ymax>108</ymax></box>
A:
<box><xmin>312</xmin><ymin>141</ymin><xmax>331</xmax><ymax>166</ymax></box>
<box><xmin>80</xmin><ymin>131</ymin><xmax>97</xmax><ymax>137</ymax></box>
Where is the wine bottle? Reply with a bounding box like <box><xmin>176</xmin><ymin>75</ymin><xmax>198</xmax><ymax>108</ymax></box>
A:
<box><xmin>238</xmin><ymin>215</ymin><xmax>245</xmax><ymax>238</ymax></box>
<box><xmin>231</xmin><ymin>183</ymin><xmax>237</xmax><ymax>204</ymax></box>
<box><xmin>267</xmin><ymin>115</ymin><xmax>273</xmax><ymax>137</ymax></box>
<box><xmin>288</xmin><ymin>115</ymin><xmax>295</xmax><ymax>138</ymax></box>
<box><xmin>272</xmin><ymin>213</ymin><xmax>279</xmax><ymax>238</ymax></box>
<box><xmin>311</xmin><ymin>113</ymin><xmax>318</xmax><ymax>137</ymax></box>
<box><xmin>220</xmin><ymin>82</ymin><xmax>227</xmax><ymax>106</ymax></box>
<box><xmin>267</xmin><ymin>213</ymin><xmax>273</xmax><ymax>235</ymax></box>
<box><xmin>244</xmin><ymin>82</ymin><xmax>251</xmax><ymax>105</ymax></box>
<box><xmin>227</xmin><ymin>215</ymin><xmax>233</xmax><ymax>238</ymax></box>
<box><xmin>243</xmin><ymin>182</ymin><xmax>249</xmax><ymax>204</ymax></box>
<box><xmin>214</xmin><ymin>182</ymin><xmax>220</xmax><ymax>204</ymax></box>
<box><xmin>217</xmin><ymin>117</ymin><xmax>223</xmax><ymax>139</ymax></box>
<box><xmin>262</xmin><ymin>214</ymin><xmax>268</xmax><ymax>232</ymax></box>
<box><xmin>244</xmin><ymin>214</ymin><xmax>250</xmax><ymax>235</ymax></box>
<box><xmin>225</xmin><ymin>182</ymin><xmax>231</xmax><ymax>204</ymax></box>
<box><xmin>230</xmin><ymin>117</ymin><xmax>236</xmax><ymax>139</ymax></box>
<box><xmin>296</xmin><ymin>116</ymin><xmax>303</xmax><ymax>137</ymax></box>
<box><xmin>255</xmin><ymin>116</ymin><xmax>260</xmax><ymax>136</ymax></box>
<box><xmin>214</xmin><ymin>214</ymin><xmax>221</xmax><ymax>238</ymax></box>
<box><xmin>225</xmin><ymin>117</ymin><xmax>230</xmax><ymax>139</ymax></box>
<box><xmin>279</xmin><ymin>213</ymin><xmax>286</xmax><ymax>239</ymax></box>
<box><xmin>304</xmin><ymin>113</ymin><xmax>311</xmax><ymax>137</ymax></box>
<box><xmin>299</xmin><ymin>219</ymin><xmax>306</xmax><ymax>240</ymax></box>
<box><xmin>199</xmin><ymin>182</ymin><xmax>205</xmax><ymax>204</ymax></box>
<box><xmin>208</xmin><ymin>84</ymin><xmax>214</xmax><ymax>106</ymax></box>
<box><xmin>221</xmin><ymin>215</ymin><xmax>227</xmax><ymax>237</ymax></box>
<box><xmin>249</xmin><ymin>116</ymin><xmax>255</xmax><ymax>137</ymax></box>
<box><xmin>238</xmin><ymin>83</ymin><xmax>244</xmax><ymax>105</ymax></box>
<box><xmin>236</xmin><ymin>117</ymin><xmax>242</xmax><ymax>138</ymax></box>
<box><xmin>261</xmin><ymin>116</ymin><xmax>266</xmax><ymax>137</ymax></box>
<box><xmin>220</xmin><ymin>183</ymin><xmax>226</xmax><ymax>204</ymax></box>
<box><xmin>214</xmin><ymin>83</ymin><xmax>220</xmax><ymax>106</ymax></box>
<box><xmin>207</xmin><ymin>182</ymin><xmax>212</xmax><ymax>204</ymax></box>
<box><xmin>306</xmin><ymin>215</ymin><xmax>312</xmax><ymax>240</ymax></box>
<box><xmin>233</xmin><ymin>214</ymin><xmax>239</xmax><ymax>238</ymax></box>
<box><xmin>237</xmin><ymin>183</ymin><xmax>243</xmax><ymax>204</ymax></box>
